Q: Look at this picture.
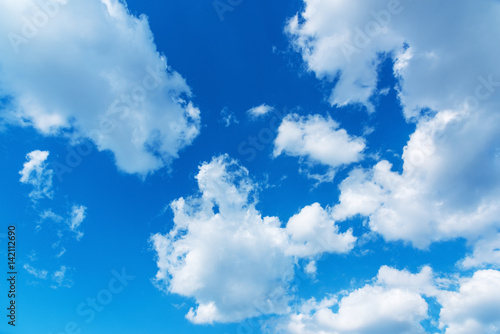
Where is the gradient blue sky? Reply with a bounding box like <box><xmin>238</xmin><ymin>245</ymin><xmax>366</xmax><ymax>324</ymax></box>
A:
<box><xmin>1</xmin><ymin>0</ymin><xmax>500</xmax><ymax>333</ymax></box>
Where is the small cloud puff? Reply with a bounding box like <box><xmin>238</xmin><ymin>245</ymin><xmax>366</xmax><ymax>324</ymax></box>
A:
<box><xmin>19</xmin><ymin>150</ymin><xmax>53</xmax><ymax>201</ymax></box>
<box><xmin>247</xmin><ymin>104</ymin><xmax>274</xmax><ymax>118</ymax></box>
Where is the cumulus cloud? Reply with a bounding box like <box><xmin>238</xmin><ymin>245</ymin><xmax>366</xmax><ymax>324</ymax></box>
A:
<box><xmin>286</xmin><ymin>203</ymin><xmax>356</xmax><ymax>258</ymax></box>
<box><xmin>274</xmin><ymin>266</ymin><xmax>500</xmax><ymax>334</ymax></box>
<box><xmin>287</xmin><ymin>0</ymin><xmax>500</xmax><ymax>117</ymax></box>
<box><xmin>460</xmin><ymin>234</ymin><xmax>500</xmax><ymax>270</ymax></box>
<box><xmin>287</xmin><ymin>0</ymin><xmax>500</xmax><ymax>259</ymax></box>
<box><xmin>332</xmin><ymin>110</ymin><xmax>500</xmax><ymax>249</ymax></box>
<box><xmin>151</xmin><ymin>155</ymin><xmax>355</xmax><ymax>324</ymax></box>
<box><xmin>275</xmin><ymin>266</ymin><xmax>433</xmax><ymax>334</ymax></box>
<box><xmin>19</xmin><ymin>150</ymin><xmax>53</xmax><ymax>201</ymax></box>
<box><xmin>304</xmin><ymin>260</ymin><xmax>317</xmax><ymax>276</ymax></box>
<box><xmin>0</xmin><ymin>0</ymin><xmax>200</xmax><ymax>175</ymax></box>
<box><xmin>273</xmin><ymin>114</ymin><xmax>365</xmax><ymax>182</ymax></box>
<box><xmin>247</xmin><ymin>104</ymin><xmax>274</xmax><ymax>118</ymax></box>
<box><xmin>438</xmin><ymin>270</ymin><xmax>500</xmax><ymax>334</ymax></box>
<box><xmin>151</xmin><ymin>155</ymin><xmax>293</xmax><ymax>324</ymax></box>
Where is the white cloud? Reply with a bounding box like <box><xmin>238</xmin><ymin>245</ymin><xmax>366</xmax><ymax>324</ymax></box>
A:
<box><xmin>151</xmin><ymin>155</ymin><xmax>293</xmax><ymax>324</ymax></box>
<box><xmin>69</xmin><ymin>205</ymin><xmax>86</xmax><ymax>241</ymax></box>
<box><xmin>38</xmin><ymin>205</ymin><xmax>87</xmax><ymax>247</ymax></box>
<box><xmin>286</xmin><ymin>203</ymin><xmax>356</xmax><ymax>258</ymax></box>
<box><xmin>376</xmin><ymin>265</ymin><xmax>437</xmax><ymax>297</ymax></box>
<box><xmin>460</xmin><ymin>233</ymin><xmax>500</xmax><ymax>270</ymax></box>
<box><xmin>333</xmin><ymin>110</ymin><xmax>500</xmax><ymax>249</ymax></box>
<box><xmin>276</xmin><ymin>266</ymin><xmax>432</xmax><ymax>334</ymax></box>
<box><xmin>51</xmin><ymin>265</ymin><xmax>72</xmax><ymax>288</ymax></box>
<box><xmin>39</xmin><ymin>209</ymin><xmax>63</xmax><ymax>222</ymax></box>
<box><xmin>23</xmin><ymin>263</ymin><xmax>48</xmax><ymax>279</ymax></box>
<box><xmin>288</xmin><ymin>0</ymin><xmax>500</xmax><ymax>254</ymax></box>
<box><xmin>55</xmin><ymin>247</ymin><xmax>67</xmax><ymax>258</ymax></box>
<box><xmin>220</xmin><ymin>107</ymin><xmax>239</xmax><ymax>127</ymax></box>
<box><xmin>0</xmin><ymin>0</ymin><xmax>200</xmax><ymax>175</ymax></box>
<box><xmin>247</xmin><ymin>104</ymin><xmax>274</xmax><ymax>118</ymax></box>
<box><xmin>19</xmin><ymin>150</ymin><xmax>53</xmax><ymax>201</ymax></box>
<box><xmin>287</xmin><ymin>0</ymin><xmax>500</xmax><ymax>118</ymax></box>
<box><xmin>438</xmin><ymin>270</ymin><xmax>500</xmax><ymax>334</ymax></box>
<box><xmin>24</xmin><ymin>263</ymin><xmax>73</xmax><ymax>288</ymax></box>
<box><xmin>304</xmin><ymin>260</ymin><xmax>317</xmax><ymax>276</ymax></box>
<box><xmin>273</xmin><ymin>114</ymin><xmax>365</xmax><ymax>182</ymax></box>
<box><xmin>274</xmin><ymin>266</ymin><xmax>500</xmax><ymax>334</ymax></box>
<box><xmin>151</xmin><ymin>155</ymin><xmax>356</xmax><ymax>324</ymax></box>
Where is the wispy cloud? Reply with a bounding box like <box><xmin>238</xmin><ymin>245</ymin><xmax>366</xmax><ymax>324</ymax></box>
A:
<box><xmin>23</xmin><ymin>263</ymin><xmax>48</xmax><ymax>279</ymax></box>
<box><xmin>247</xmin><ymin>104</ymin><xmax>274</xmax><ymax>118</ymax></box>
<box><xmin>69</xmin><ymin>205</ymin><xmax>86</xmax><ymax>241</ymax></box>
<box><xmin>19</xmin><ymin>150</ymin><xmax>53</xmax><ymax>201</ymax></box>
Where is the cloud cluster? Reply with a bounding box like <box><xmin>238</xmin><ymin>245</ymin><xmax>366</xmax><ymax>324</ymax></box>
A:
<box><xmin>19</xmin><ymin>150</ymin><xmax>87</xmax><ymax>266</ymax></box>
<box><xmin>274</xmin><ymin>114</ymin><xmax>365</xmax><ymax>182</ymax></box>
<box><xmin>0</xmin><ymin>0</ymin><xmax>200</xmax><ymax>175</ymax></box>
<box><xmin>277</xmin><ymin>266</ymin><xmax>432</xmax><ymax>334</ymax></box>
<box><xmin>331</xmin><ymin>99</ymin><xmax>500</xmax><ymax>251</ymax></box>
<box><xmin>288</xmin><ymin>0</ymin><xmax>500</xmax><ymax>265</ymax></box>
<box><xmin>275</xmin><ymin>266</ymin><xmax>500</xmax><ymax>334</ymax></box>
<box><xmin>151</xmin><ymin>155</ymin><xmax>355</xmax><ymax>324</ymax></box>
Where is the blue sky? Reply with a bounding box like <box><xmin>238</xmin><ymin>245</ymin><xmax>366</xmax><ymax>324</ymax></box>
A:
<box><xmin>1</xmin><ymin>0</ymin><xmax>500</xmax><ymax>333</ymax></box>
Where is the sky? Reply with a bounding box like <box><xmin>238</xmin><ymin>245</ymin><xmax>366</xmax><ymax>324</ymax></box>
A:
<box><xmin>0</xmin><ymin>0</ymin><xmax>500</xmax><ymax>333</ymax></box>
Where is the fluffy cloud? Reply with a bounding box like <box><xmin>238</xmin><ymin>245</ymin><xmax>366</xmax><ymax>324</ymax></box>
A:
<box><xmin>151</xmin><ymin>155</ymin><xmax>294</xmax><ymax>324</ymax></box>
<box><xmin>0</xmin><ymin>0</ymin><xmax>200</xmax><ymax>175</ymax></box>
<box><xmin>286</xmin><ymin>203</ymin><xmax>356</xmax><ymax>258</ymax></box>
<box><xmin>19</xmin><ymin>150</ymin><xmax>53</xmax><ymax>201</ymax></box>
<box><xmin>376</xmin><ymin>265</ymin><xmax>437</xmax><ymax>296</ymax></box>
<box><xmin>247</xmin><ymin>104</ymin><xmax>274</xmax><ymax>118</ymax></box>
<box><xmin>275</xmin><ymin>266</ymin><xmax>500</xmax><ymax>334</ymax></box>
<box><xmin>461</xmin><ymin>234</ymin><xmax>500</xmax><ymax>270</ymax></box>
<box><xmin>288</xmin><ymin>0</ymin><xmax>500</xmax><ymax>258</ymax></box>
<box><xmin>274</xmin><ymin>114</ymin><xmax>365</xmax><ymax>182</ymax></box>
<box><xmin>438</xmin><ymin>270</ymin><xmax>500</xmax><ymax>334</ymax></box>
<box><xmin>287</xmin><ymin>0</ymin><xmax>500</xmax><ymax>117</ymax></box>
<box><xmin>332</xmin><ymin>110</ymin><xmax>500</xmax><ymax>249</ymax></box>
<box><xmin>276</xmin><ymin>266</ymin><xmax>432</xmax><ymax>334</ymax></box>
<box><xmin>151</xmin><ymin>155</ymin><xmax>355</xmax><ymax>324</ymax></box>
